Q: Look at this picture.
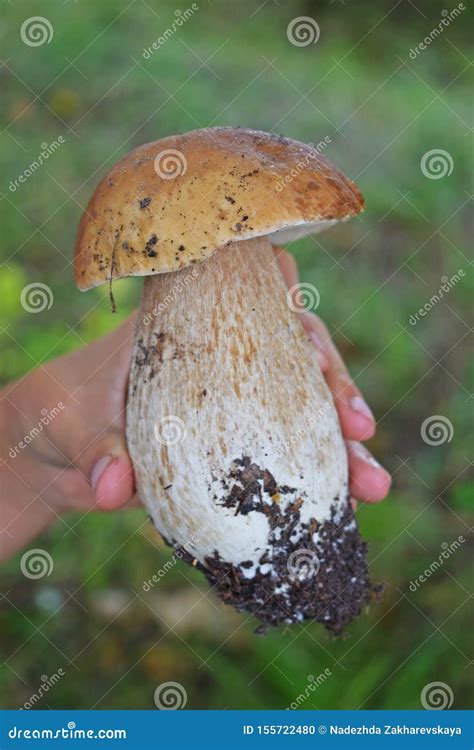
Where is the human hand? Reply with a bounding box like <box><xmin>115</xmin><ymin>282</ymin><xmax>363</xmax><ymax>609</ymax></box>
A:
<box><xmin>0</xmin><ymin>316</ymin><xmax>137</xmax><ymax>560</ymax></box>
<box><xmin>275</xmin><ymin>248</ymin><xmax>392</xmax><ymax>506</ymax></box>
<box><xmin>0</xmin><ymin>247</ymin><xmax>390</xmax><ymax>561</ymax></box>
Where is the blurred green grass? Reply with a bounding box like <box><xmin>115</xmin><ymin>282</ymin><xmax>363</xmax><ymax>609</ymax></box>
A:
<box><xmin>0</xmin><ymin>0</ymin><xmax>472</xmax><ymax>710</ymax></box>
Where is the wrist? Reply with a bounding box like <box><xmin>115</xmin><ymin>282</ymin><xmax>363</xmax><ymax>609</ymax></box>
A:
<box><xmin>0</xmin><ymin>385</ymin><xmax>59</xmax><ymax>561</ymax></box>
<box><xmin>0</xmin><ymin>392</ymin><xmax>19</xmax><ymax>464</ymax></box>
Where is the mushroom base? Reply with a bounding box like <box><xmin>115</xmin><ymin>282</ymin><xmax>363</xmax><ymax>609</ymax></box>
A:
<box><xmin>173</xmin><ymin>496</ymin><xmax>379</xmax><ymax>635</ymax></box>
<box><xmin>128</xmin><ymin>236</ymin><xmax>377</xmax><ymax>634</ymax></box>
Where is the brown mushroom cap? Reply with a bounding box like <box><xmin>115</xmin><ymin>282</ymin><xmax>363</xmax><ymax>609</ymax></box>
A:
<box><xmin>74</xmin><ymin>127</ymin><xmax>364</xmax><ymax>290</ymax></box>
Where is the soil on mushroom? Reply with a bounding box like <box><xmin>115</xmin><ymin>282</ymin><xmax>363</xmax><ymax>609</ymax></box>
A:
<box><xmin>201</xmin><ymin>502</ymin><xmax>377</xmax><ymax>635</ymax></box>
<box><xmin>168</xmin><ymin>457</ymin><xmax>381</xmax><ymax>635</ymax></box>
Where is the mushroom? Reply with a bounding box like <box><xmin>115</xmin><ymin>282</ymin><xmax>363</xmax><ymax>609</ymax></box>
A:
<box><xmin>74</xmin><ymin>127</ymin><xmax>376</xmax><ymax>634</ymax></box>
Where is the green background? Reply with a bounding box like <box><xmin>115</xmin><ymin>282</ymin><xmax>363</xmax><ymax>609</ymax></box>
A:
<box><xmin>0</xmin><ymin>0</ymin><xmax>472</xmax><ymax>710</ymax></box>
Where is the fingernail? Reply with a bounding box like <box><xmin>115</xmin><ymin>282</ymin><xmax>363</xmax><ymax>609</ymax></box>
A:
<box><xmin>309</xmin><ymin>331</ymin><xmax>325</xmax><ymax>350</ymax></box>
<box><xmin>91</xmin><ymin>455</ymin><xmax>113</xmax><ymax>490</ymax></box>
<box><xmin>350</xmin><ymin>396</ymin><xmax>375</xmax><ymax>423</ymax></box>
<box><xmin>315</xmin><ymin>348</ymin><xmax>328</xmax><ymax>370</ymax></box>
<box><xmin>351</xmin><ymin>442</ymin><xmax>383</xmax><ymax>469</ymax></box>
<box><xmin>365</xmin><ymin>454</ymin><xmax>384</xmax><ymax>470</ymax></box>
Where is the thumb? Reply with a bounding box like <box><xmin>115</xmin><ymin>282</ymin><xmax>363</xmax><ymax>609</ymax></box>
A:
<box><xmin>74</xmin><ymin>428</ymin><xmax>135</xmax><ymax>511</ymax></box>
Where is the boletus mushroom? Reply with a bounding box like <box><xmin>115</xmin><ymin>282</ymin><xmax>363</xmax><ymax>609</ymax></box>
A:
<box><xmin>75</xmin><ymin>127</ymin><xmax>377</xmax><ymax>634</ymax></box>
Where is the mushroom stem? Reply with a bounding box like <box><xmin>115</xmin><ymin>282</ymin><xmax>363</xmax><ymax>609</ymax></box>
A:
<box><xmin>127</xmin><ymin>237</ymin><xmax>372</xmax><ymax>631</ymax></box>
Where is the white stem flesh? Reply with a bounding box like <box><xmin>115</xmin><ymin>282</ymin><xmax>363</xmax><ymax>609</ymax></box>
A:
<box><xmin>127</xmin><ymin>237</ymin><xmax>348</xmax><ymax>568</ymax></box>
